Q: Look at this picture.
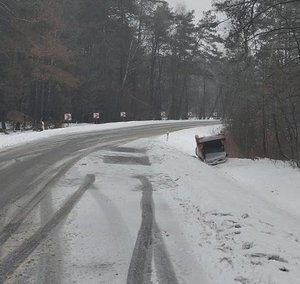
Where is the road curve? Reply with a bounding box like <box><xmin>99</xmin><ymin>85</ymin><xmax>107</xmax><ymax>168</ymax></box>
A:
<box><xmin>0</xmin><ymin>120</ymin><xmax>218</xmax><ymax>283</ymax></box>
<box><xmin>0</xmin><ymin>121</ymin><xmax>217</xmax><ymax>211</ymax></box>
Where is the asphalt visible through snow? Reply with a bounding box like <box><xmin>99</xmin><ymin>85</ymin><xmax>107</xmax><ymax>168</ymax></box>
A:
<box><xmin>0</xmin><ymin>174</ymin><xmax>95</xmax><ymax>283</ymax></box>
<box><xmin>0</xmin><ymin>121</ymin><xmax>218</xmax><ymax>283</ymax></box>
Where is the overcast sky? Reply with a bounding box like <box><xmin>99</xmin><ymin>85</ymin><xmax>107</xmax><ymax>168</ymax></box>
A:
<box><xmin>167</xmin><ymin>0</ymin><xmax>213</xmax><ymax>21</ymax></box>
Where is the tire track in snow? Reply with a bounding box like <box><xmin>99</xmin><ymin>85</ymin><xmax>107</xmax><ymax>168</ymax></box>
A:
<box><xmin>0</xmin><ymin>156</ymin><xmax>81</xmax><ymax>247</ymax></box>
<box><xmin>127</xmin><ymin>176</ymin><xmax>178</xmax><ymax>284</ymax></box>
<box><xmin>0</xmin><ymin>174</ymin><xmax>95</xmax><ymax>283</ymax></box>
<box><xmin>152</xmin><ymin>222</ymin><xmax>179</xmax><ymax>284</ymax></box>
<box><xmin>0</xmin><ymin>140</ymin><xmax>125</xmax><ymax>247</ymax></box>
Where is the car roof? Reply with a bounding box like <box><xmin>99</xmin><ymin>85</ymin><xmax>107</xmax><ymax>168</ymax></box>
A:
<box><xmin>195</xmin><ymin>134</ymin><xmax>225</xmax><ymax>143</ymax></box>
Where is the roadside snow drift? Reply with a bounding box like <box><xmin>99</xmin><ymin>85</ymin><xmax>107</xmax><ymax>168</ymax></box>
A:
<box><xmin>148</xmin><ymin>125</ymin><xmax>300</xmax><ymax>283</ymax></box>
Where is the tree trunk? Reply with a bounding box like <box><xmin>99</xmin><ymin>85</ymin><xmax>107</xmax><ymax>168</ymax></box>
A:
<box><xmin>201</xmin><ymin>77</ymin><xmax>207</xmax><ymax>119</ymax></box>
<box><xmin>261</xmin><ymin>93</ymin><xmax>267</xmax><ymax>157</ymax></box>
<box><xmin>149</xmin><ymin>41</ymin><xmax>158</xmax><ymax>118</ymax></box>
<box><xmin>1</xmin><ymin>111</ymin><xmax>6</xmax><ymax>131</ymax></box>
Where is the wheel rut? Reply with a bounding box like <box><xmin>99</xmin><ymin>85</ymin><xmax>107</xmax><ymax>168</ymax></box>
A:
<box><xmin>0</xmin><ymin>155</ymin><xmax>82</xmax><ymax>247</ymax></box>
<box><xmin>127</xmin><ymin>176</ymin><xmax>178</xmax><ymax>284</ymax></box>
<box><xmin>0</xmin><ymin>174</ymin><xmax>95</xmax><ymax>283</ymax></box>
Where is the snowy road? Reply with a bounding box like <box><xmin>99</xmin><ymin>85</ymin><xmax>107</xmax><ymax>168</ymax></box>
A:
<box><xmin>1</xmin><ymin>120</ymin><xmax>299</xmax><ymax>284</ymax></box>
<box><xmin>0</xmin><ymin>121</ymin><xmax>216</xmax><ymax>283</ymax></box>
<box><xmin>0</xmin><ymin>121</ymin><xmax>212</xmax><ymax>210</ymax></box>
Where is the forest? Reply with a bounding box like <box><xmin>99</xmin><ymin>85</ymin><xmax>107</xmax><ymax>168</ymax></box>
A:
<box><xmin>1</xmin><ymin>0</ymin><xmax>300</xmax><ymax>166</ymax></box>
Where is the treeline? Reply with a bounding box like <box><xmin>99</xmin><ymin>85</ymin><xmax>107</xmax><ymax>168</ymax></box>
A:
<box><xmin>215</xmin><ymin>0</ymin><xmax>300</xmax><ymax>166</ymax></box>
<box><xmin>0</xmin><ymin>0</ymin><xmax>222</xmax><ymax>129</ymax></box>
<box><xmin>2</xmin><ymin>0</ymin><xmax>299</xmax><ymax>165</ymax></box>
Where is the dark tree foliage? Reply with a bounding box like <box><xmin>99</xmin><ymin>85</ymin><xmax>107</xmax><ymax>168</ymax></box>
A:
<box><xmin>214</xmin><ymin>0</ymin><xmax>300</xmax><ymax>166</ymax></box>
<box><xmin>0</xmin><ymin>0</ymin><xmax>222</xmax><ymax>129</ymax></box>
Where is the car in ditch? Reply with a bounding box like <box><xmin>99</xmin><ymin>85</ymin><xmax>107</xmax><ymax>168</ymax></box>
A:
<box><xmin>195</xmin><ymin>133</ymin><xmax>227</xmax><ymax>165</ymax></box>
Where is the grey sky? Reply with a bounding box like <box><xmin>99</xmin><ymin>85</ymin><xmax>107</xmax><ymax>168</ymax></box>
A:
<box><xmin>167</xmin><ymin>0</ymin><xmax>213</xmax><ymax>21</ymax></box>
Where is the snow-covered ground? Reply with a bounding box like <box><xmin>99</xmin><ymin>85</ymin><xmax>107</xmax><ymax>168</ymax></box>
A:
<box><xmin>2</xmin><ymin>122</ymin><xmax>299</xmax><ymax>283</ymax></box>
<box><xmin>150</xmin><ymin>125</ymin><xmax>300</xmax><ymax>283</ymax></box>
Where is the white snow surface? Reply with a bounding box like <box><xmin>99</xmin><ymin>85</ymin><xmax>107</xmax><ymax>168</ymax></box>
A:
<box><xmin>2</xmin><ymin>122</ymin><xmax>300</xmax><ymax>283</ymax></box>
<box><xmin>151</xmin><ymin>125</ymin><xmax>300</xmax><ymax>283</ymax></box>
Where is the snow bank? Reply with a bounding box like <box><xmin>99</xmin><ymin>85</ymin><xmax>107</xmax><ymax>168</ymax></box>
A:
<box><xmin>149</xmin><ymin>125</ymin><xmax>300</xmax><ymax>284</ymax></box>
<box><xmin>159</xmin><ymin>124</ymin><xmax>223</xmax><ymax>155</ymax></box>
<box><xmin>157</xmin><ymin>125</ymin><xmax>300</xmax><ymax>218</ymax></box>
